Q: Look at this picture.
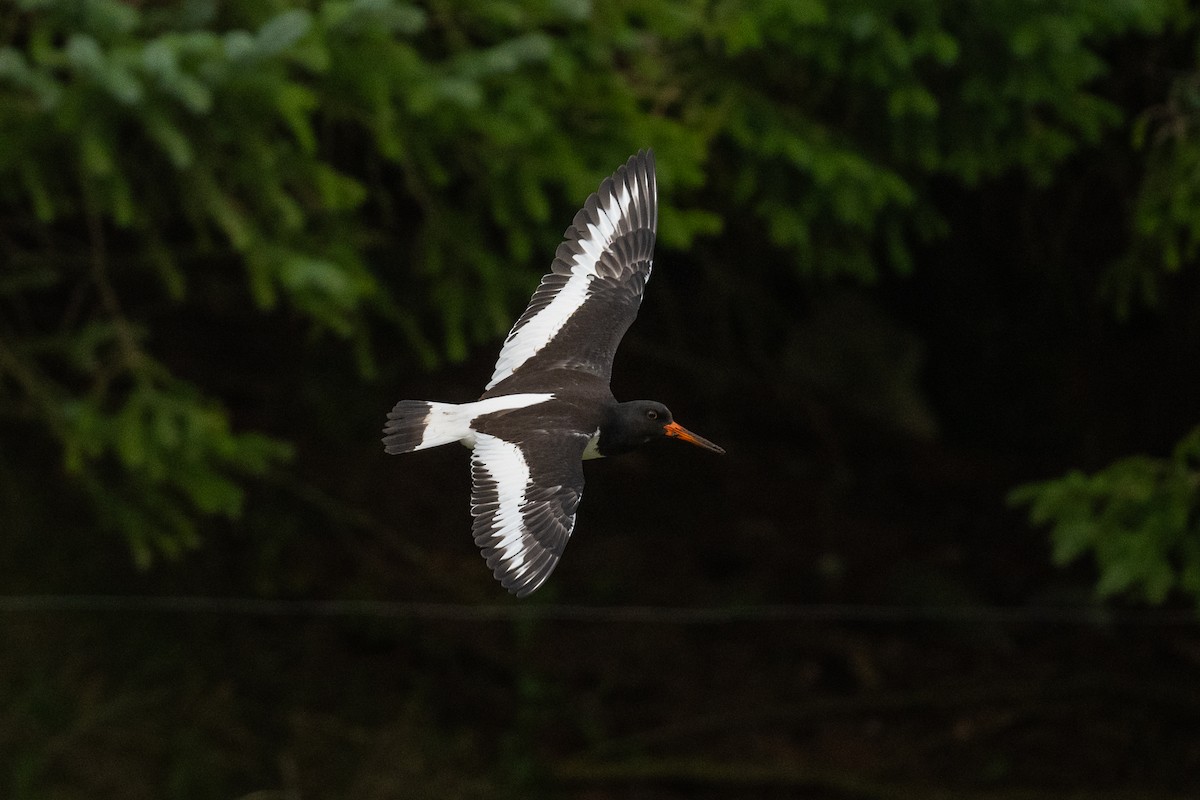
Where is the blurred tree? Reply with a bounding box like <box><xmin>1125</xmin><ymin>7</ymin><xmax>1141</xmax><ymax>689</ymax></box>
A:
<box><xmin>1011</xmin><ymin>38</ymin><xmax>1200</xmax><ymax>610</ymax></box>
<box><xmin>1</xmin><ymin>0</ymin><xmax>1197</xmax><ymax>595</ymax></box>
<box><xmin>1010</xmin><ymin>426</ymin><xmax>1200</xmax><ymax>608</ymax></box>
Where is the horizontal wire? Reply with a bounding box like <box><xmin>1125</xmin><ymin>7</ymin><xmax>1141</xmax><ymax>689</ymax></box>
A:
<box><xmin>0</xmin><ymin>595</ymin><xmax>1195</xmax><ymax>625</ymax></box>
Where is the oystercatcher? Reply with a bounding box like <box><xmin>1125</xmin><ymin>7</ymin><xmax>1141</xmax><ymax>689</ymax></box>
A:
<box><xmin>383</xmin><ymin>150</ymin><xmax>723</xmax><ymax>597</ymax></box>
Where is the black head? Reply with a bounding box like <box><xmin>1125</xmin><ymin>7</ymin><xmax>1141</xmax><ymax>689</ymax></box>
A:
<box><xmin>603</xmin><ymin>400</ymin><xmax>725</xmax><ymax>456</ymax></box>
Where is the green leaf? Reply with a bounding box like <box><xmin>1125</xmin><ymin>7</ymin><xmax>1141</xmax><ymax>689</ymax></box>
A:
<box><xmin>278</xmin><ymin>254</ymin><xmax>352</xmax><ymax>298</ymax></box>
<box><xmin>0</xmin><ymin>46</ymin><xmax>32</xmax><ymax>85</ymax></box>
<box><xmin>140</xmin><ymin>40</ymin><xmax>214</xmax><ymax>112</ymax></box>
<box><xmin>1014</xmin><ymin>424</ymin><xmax>1200</xmax><ymax>607</ymax></box>
<box><xmin>223</xmin><ymin>30</ymin><xmax>256</xmax><ymax>62</ymax></box>
<box><xmin>181</xmin><ymin>470</ymin><xmax>244</xmax><ymax>515</ymax></box>
<box><xmin>205</xmin><ymin>188</ymin><xmax>255</xmax><ymax>250</ymax></box>
<box><xmin>326</xmin><ymin>0</ymin><xmax>428</xmax><ymax>36</ymax></box>
<box><xmin>1095</xmin><ymin>558</ymin><xmax>1138</xmax><ymax>597</ymax></box>
<box><xmin>887</xmin><ymin>84</ymin><xmax>939</xmax><ymax>119</ymax></box>
<box><xmin>312</xmin><ymin>163</ymin><xmax>367</xmax><ymax>210</ymax></box>
<box><xmin>79</xmin><ymin>127</ymin><xmax>114</xmax><ymax>176</ymax></box>
<box><xmin>275</xmin><ymin>83</ymin><xmax>318</xmax><ymax>153</ymax></box>
<box><xmin>18</xmin><ymin>162</ymin><xmax>56</xmax><ymax>221</ymax></box>
<box><xmin>115</xmin><ymin>396</ymin><xmax>147</xmax><ymax>469</ymax></box>
<box><xmin>255</xmin><ymin>10</ymin><xmax>313</xmax><ymax>58</ymax></box>
<box><xmin>65</xmin><ymin>34</ymin><xmax>105</xmax><ymax>72</ymax></box>
<box><xmin>65</xmin><ymin>35</ymin><xmax>143</xmax><ymax>104</ymax></box>
<box><xmin>143</xmin><ymin>113</ymin><xmax>194</xmax><ymax>169</ymax></box>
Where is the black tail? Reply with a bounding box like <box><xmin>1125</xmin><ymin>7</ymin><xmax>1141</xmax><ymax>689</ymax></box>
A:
<box><xmin>382</xmin><ymin>400</ymin><xmax>433</xmax><ymax>454</ymax></box>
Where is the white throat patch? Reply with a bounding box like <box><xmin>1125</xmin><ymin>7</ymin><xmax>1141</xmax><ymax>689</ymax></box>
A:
<box><xmin>581</xmin><ymin>427</ymin><xmax>604</xmax><ymax>460</ymax></box>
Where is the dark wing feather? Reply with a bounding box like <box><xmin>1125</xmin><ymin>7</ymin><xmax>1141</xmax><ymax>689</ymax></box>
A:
<box><xmin>469</xmin><ymin>432</ymin><xmax>587</xmax><ymax>597</ymax></box>
<box><xmin>486</xmin><ymin>150</ymin><xmax>657</xmax><ymax>391</ymax></box>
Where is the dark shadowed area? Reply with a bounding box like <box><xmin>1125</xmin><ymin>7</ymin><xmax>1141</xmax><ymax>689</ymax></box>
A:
<box><xmin>2</xmin><ymin>2</ymin><xmax>1199</xmax><ymax>798</ymax></box>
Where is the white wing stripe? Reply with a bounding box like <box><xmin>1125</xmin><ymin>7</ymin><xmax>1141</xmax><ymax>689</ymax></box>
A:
<box><xmin>489</xmin><ymin>527</ymin><xmax>525</xmax><ymax>553</ymax></box>
<box><xmin>472</xmin><ymin>434</ymin><xmax>532</xmax><ymax>574</ymax></box>
<box><xmin>469</xmin><ymin>393</ymin><xmax>555</xmax><ymax>414</ymax></box>
<box><xmin>489</xmin><ymin>276</ymin><xmax>590</xmax><ymax>385</ymax></box>
<box><xmin>607</xmin><ymin>180</ymin><xmax>633</xmax><ymax>234</ymax></box>
<box><xmin>485</xmin><ymin>157</ymin><xmax>653</xmax><ymax>390</ymax></box>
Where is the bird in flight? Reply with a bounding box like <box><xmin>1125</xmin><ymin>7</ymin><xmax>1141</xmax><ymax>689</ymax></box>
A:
<box><xmin>383</xmin><ymin>150</ymin><xmax>724</xmax><ymax>597</ymax></box>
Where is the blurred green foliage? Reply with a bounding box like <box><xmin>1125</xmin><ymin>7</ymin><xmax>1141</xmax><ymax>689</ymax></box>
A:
<box><xmin>1010</xmin><ymin>426</ymin><xmax>1200</xmax><ymax>608</ymax></box>
<box><xmin>1</xmin><ymin>0</ymin><xmax>1199</xmax><ymax>600</ymax></box>
<box><xmin>1106</xmin><ymin>53</ymin><xmax>1200</xmax><ymax>314</ymax></box>
<box><xmin>1004</xmin><ymin>17</ymin><xmax>1200</xmax><ymax>608</ymax></box>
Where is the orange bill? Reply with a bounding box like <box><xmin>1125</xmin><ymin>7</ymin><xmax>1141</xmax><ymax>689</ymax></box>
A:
<box><xmin>663</xmin><ymin>421</ymin><xmax>726</xmax><ymax>454</ymax></box>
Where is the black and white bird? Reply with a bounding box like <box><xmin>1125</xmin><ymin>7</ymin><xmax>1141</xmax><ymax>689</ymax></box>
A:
<box><xmin>383</xmin><ymin>150</ymin><xmax>723</xmax><ymax>597</ymax></box>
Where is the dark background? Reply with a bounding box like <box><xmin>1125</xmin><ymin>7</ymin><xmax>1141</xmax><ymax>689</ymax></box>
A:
<box><xmin>2</xmin><ymin>2</ymin><xmax>1199</xmax><ymax>797</ymax></box>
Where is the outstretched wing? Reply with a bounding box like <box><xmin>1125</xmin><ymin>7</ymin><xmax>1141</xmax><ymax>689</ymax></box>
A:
<box><xmin>469</xmin><ymin>432</ymin><xmax>588</xmax><ymax>597</ymax></box>
<box><xmin>486</xmin><ymin>150</ymin><xmax>657</xmax><ymax>391</ymax></box>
